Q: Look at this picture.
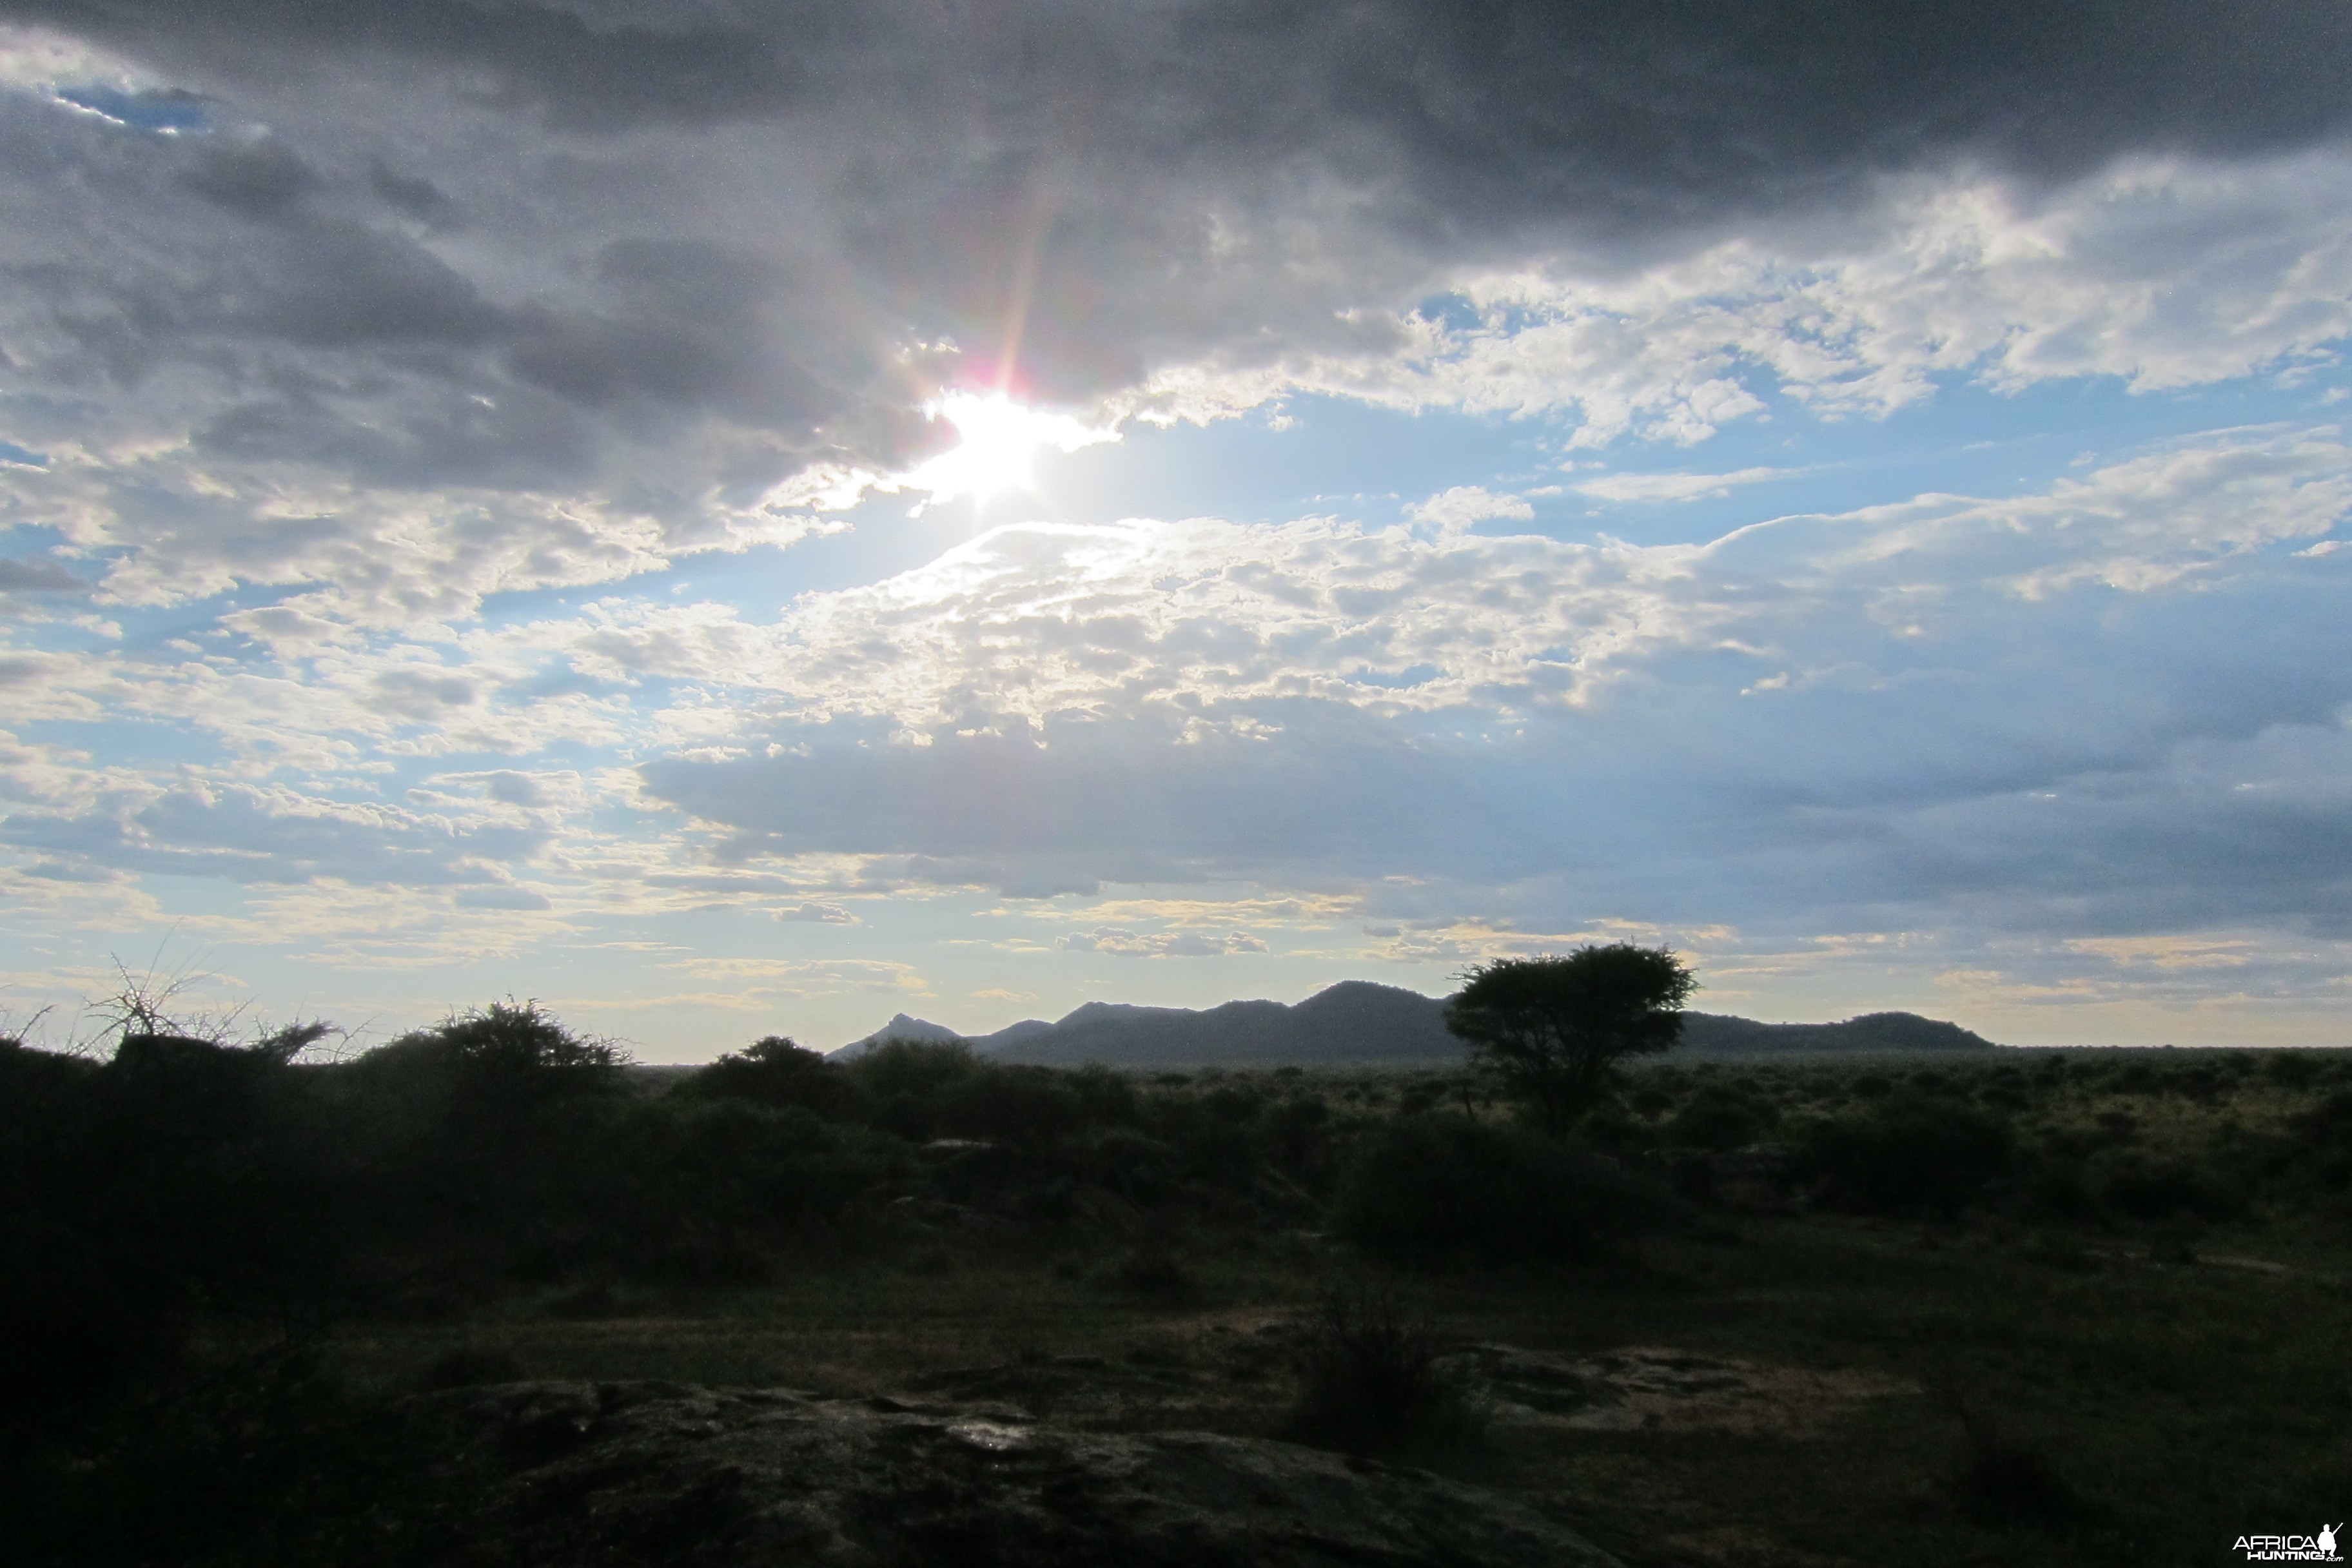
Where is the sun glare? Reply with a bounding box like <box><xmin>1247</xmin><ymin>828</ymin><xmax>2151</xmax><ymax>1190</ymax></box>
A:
<box><xmin>905</xmin><ymin>392</ymin><xmax>1115</xmax><ymax>504</ymax></box>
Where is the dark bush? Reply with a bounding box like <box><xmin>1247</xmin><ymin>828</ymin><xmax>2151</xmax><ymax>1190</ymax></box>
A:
<box><xmin>330</xmin><ymin>1001</ymin><xmax>629</xmax><ymax>1170</ymax></box>
<box><xmin>2088</xmin><ymin>1149</ymin><xmax>2248</xmax><ymax>1222</ymax></box>
<box><xmin>1803</xmin><ymin>1094</ymin><xmax>2014</xmax><ymax>1216</ymax></box>
<box><xmin>1572</xmin><ymin>1101</ymin><xmax>1657</xmax><ymax>1155</ymax></box>
<box><xmin>1261</xmin><ymin>1094</ymin><xmax>1336</xmax><ymax>1174</ymax></box>
<box><xmin>2293</xmin><ymin>1088</ymin><xmax>2352</xmax><ymax>1148</ymax></box>
<box><xmin>1663</xmin><ymin>1083</ymin><xmax>1778</xmax><ymax>1151</ymax></box>
<box><xmin>1951</xmin><ymin>1410</ymin><xmax>2093</xmax><ymax>1528</ymax></box>
<box><xmin>2283</xmin><ymin>1090</ymin><xmax>2352</xmax><ymax>1195</ymax></box>
<box><xmin>936</xmin><ymin>1065</ymin><xmax>1084</xmax><ymax>1146</ymax></box>
<box><xmin>1073</xmin><ymin>1127</ymin><xmax>1186</xmax><ymax>1208</ymax></box>
<box><xmin>1335</xmin><ymin>1115</ymin><xmax>1667</xmax><ymax>1264</ymax></box>
<box><xmin>679</xmin><ymin>1036</ymin><xmax>865</xmax><ymax>1120</ymax></box>
<box><xmin>324</xmin><ymin>1003</ymin><xmax>634</xmax><ymax>1258</ymax></box>
<box><xmin>841</xmin><ymin>1038</ymin><xmax>981</xmax><ymax>1103</ymax></box>
<box><xmin>416</xmin><ymin>1345</ymin><xmax>526</xmax><ymax>1391</ymax></box>
<box><xmin>1141</xmin><ymin>1086</ymin><xmax>1268</xmax><ymax>1190</ymax></box>
<box><xmin>1106</xmin><ymin>1232</ymin><xmax>1194</xmax><ymax>1298</ymax></box>
<box><xmin>0</xmin><ymin>1034</ymin><xmax>342</xmax><ymax>1446</ymax></box>
<box><xmin>1063</xmin><ymin>1063</ymin><xmax>1142</xmax><ymax>1128</ymax></box>
<box><xmin>4</xmin><ymin>1355</ymin><xmax>471</xmax><ymax>1568</ymax></box>
<box><xmin>1282</xmin><ymin>1288</ymin><xmax>1484</xmax><ymax>1462</ymax></box>
<box><xmin>2262</xmin><ymin>1050</ymin><xmax>2322</xmax><ymax>1089</ymax></box>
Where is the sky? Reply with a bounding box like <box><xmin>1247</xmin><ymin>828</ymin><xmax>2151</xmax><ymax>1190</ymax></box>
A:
<box><xmin>3</xmin><ymin>2</ymin><xmax>2352</xmax><ymax>1057</ymax></box>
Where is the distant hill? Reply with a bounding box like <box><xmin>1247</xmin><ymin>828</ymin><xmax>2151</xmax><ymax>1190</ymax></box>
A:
<box><xmin>834</xmin><ymin>985</ymin><xmax>1998</xmax><ymax>1066</ymax></box>
<box><xmin>838</xmin><ymin>1012</ymin><xmax>966</xmax><ymax>1055</ymax></box>
<box><xmin>1676</xmin><ymin>1011</ymin><xmax>1997</xmax><ymax>1055</ymax></box>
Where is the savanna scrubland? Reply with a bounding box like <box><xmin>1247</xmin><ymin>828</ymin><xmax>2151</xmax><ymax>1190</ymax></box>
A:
<box><xmin>3</xmin><ymin>998</ymin><xmax>2347</xmax><ymax>1567</ymax></box>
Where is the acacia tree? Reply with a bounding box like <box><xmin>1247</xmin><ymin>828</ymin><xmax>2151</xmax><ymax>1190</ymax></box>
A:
<box><xmin>1446</xmin><ymin>945</ymin><xmax>1697</xmax><ymax>1127</ymax></box>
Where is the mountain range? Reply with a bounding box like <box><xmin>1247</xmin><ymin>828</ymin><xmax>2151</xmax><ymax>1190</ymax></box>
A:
<box><xmin>836</xmin><ymin>981</ymin><xmax>1999</xmax><ymax>1066</ymax></box>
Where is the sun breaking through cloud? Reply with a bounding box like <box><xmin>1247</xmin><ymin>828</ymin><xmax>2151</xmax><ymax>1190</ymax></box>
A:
<box><xmin>902</xmin><ymin>394</ymin><xmax>1120</xmax><ymax>507</ymax></box>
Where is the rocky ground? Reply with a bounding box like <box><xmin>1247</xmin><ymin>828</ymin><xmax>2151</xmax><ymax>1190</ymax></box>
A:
<box><xmin>413</xmin><ymin>1377</ymin><xmax>1626</xmax><ymax>1567</ymax></box>
<box><xmin>394</xmin><ymin>1326</ymin><xmax>1934</xmax><ymax>1566</ymax></box>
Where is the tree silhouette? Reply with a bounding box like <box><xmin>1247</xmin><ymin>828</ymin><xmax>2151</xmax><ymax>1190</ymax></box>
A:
<box><xmin>1446</xmin><ymin>945</ymin><xmax>1696</xmax><ymax>1126</ymax></box>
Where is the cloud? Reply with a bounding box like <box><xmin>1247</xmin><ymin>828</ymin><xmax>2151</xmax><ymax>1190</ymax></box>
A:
<box><xmin>0</xmin><ymin>5</ymin><xmax>2346</xmax><ymax>632</ymax></box>
<box><xmin>453</xmin><ymin>884</ymin><xmax>551</xmax><ymax>911</ymax></box>
<box><xmin>1576</xmin><ymin>467</ymin><xmax>1801</xmax><ymax>503</ymax></box>
<box><xmin>0</xmin><ymin>778</ymin><xmax>551</xmax><ymax>888</ymax></box>
<box><xmin>0</xmin><ymin>556</ymin><xmax>85</xmax><ymax>592</ymax></box>
<box><xmin>5</xmin><ymin>6</ymin><xmax>2352</xmax><ymax>1035</ymax></box>
<box><xmin>776</xmin><ymin>901</ymin><xmax>856</xmax><ymax>924</ymax></box>
<box><xmin>616</xmin><ymin>427</ymin><xmax>2352</xmax><ymax>947</ymax></box>
<box><xmin>6</xmin><ymin>423</ymin><xmax>2345</xmax><ymax>937</ymax></box>
<box><xmin>1406</xmin><ymin>485</ymin><xmax>1533</xmax><ymax>532</ymax></box>
<box><xmin>1155</xmin><ymin>152</ymin><xmax>2352</xmax><ymax>444</ymax></box>
<box><xmin>1056</xmin><ymin>926</ymin><xmax>1270</xmax><ymax>957</ymax></box>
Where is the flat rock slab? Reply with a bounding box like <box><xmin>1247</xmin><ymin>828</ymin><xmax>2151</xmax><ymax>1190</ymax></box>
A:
<box><xmin>420</xmin><ymin>1380</ymin><xmax>1623</xmax><ymax>1568</ymax></box>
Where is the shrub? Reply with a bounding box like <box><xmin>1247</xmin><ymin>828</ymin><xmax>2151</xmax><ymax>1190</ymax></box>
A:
<box><xmin>1950</xmin><ymin>1410</ymin><xmax>2093</xmax><ymax>1528</ymax></box>
<box><xmin>591</xmin><ymin>1098</ymin><xmax>903</xmax><ymax>1269</ymax></box>
<box><xmin>1261</xmin><ymin>1094</ymin><xmax>1337</xmax><ymax>1175</ymax></box>
<box><xmin>1572</xmin><ymin>1101</ymin><xmax>1656</xmax><ymax>1155</ymax></box>
<box><xmin>1073</xmin><ymin>1127</ymin><xmax>1186</xmax><ymax>1208</ymax></box>
<box><xmin>1282</xmin><ymin>1288</ymin><xmax>1484</xmax><ymax>1462</ymax></box>
<box><xmin>2262</xmin><ymin>1050</ymin><xmax>2322</xmax><ymax>1089</ymax></box>
<box><xmin>841</xmin><ymin>1038</ymin><xmax>981</xmax><ymax>1102</ymax></box>
<box><xmin>415</xmin><ymin>1345</ymin><xmax>527</xmax><ymax>1391</ymax></box>
<box><xmin>1105</xmin><ymin>1232</ymin><xmax>1193</xmax><ymax>1298</ymax></box>
<box><xmin>936</xmin><ymin>1065</ymin><xmax>1084</xmax><ymax>1146</ymax></box>
<box><xmin>2278</xmin><ymin>1089</ymin><xmax>2352</xmax><ymax>1199</ymax></box>
<box><xmin>1663</xmin><ymin>1083</ymin><xmax>1778</xmax><ymax>1151</ymax></box>
<box><xmin>680</xmin><ymin>1037</ymin><xmax>865</xmax><ymax>1120</ymax></box>
<box><xmin>1803</xmin><ymin>1094</ymin><xmax>2014</xmax><ymax>1217</ymax></box>
<box><xmin>1335</xmin><ymin>1115</ymin><xmax>1667</xmax><ymax>1265</ymax></box>
<box><xmin>339</xmin><ymin>999</ymin><xmax>627</xmax><ymax>1140</ymax></box>
<box><xmin>0</xmin><ymin>1034</ymin><xmax>342</xmax><ymax>1450</ymax></box>
<box><xmin>2087</xmin><ymin>1149</ymin><xmax>2248</xmax><ymax>1222</ymax></box>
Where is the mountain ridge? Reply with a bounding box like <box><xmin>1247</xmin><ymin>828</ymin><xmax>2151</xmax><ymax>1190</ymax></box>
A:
<box><xmin>834</xmin><ymin>981</ymin><xmax>2000</xmax><ymax>1065</ymax></box>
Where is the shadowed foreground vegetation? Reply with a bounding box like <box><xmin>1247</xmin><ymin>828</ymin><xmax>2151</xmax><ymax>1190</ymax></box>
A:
<box><xmin>3</xmin><ymin>1003</ymin><xmax>2348</xmax><ymax>1565</ymax></box>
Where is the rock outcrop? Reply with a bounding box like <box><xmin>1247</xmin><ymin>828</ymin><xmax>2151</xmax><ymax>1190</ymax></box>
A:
<box><xmin>416</xmin><ymin>1380</ymin><xmax>1624</xmax><ymax>1567</ymax></box>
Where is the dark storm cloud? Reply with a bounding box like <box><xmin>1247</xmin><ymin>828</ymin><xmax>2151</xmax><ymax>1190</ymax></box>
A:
<box><xmin>14</xmin><ymin>0</ymin><xmax>808</xmax><ymax>131</ymax></box>
<box><xmin>177</xmin><ymin>137</ymin><xmax>318</xmax><ymax>220</ymax></box>
<box><xmin>502</xmin><ymin>240</ymin><xmax>837</xmax><ymax>424</ymax></box>
<box><xmin>366</xmin><ymin>159</ymin><xmax>458</xmax><ymax>229</ymax></box>
<box><xmin>28</xmin><ymin>1</ymin><xmax>2350</xmax><ymax>209</ymax></box>
<box><xmin>6</xmin><ymin>1</ymin><xmax>2351</xmax><ymax>529</ymax></box>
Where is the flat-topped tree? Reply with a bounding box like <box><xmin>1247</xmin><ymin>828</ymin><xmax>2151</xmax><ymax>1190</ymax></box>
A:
<box><xmin>1447</xmin><ymin>946</ymin><xmax>1697</xmax><ymax>1127</ymax></box>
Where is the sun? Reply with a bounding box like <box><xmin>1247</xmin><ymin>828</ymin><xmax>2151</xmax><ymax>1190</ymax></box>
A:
<box><xmin>903</xmin><ymin>392</ymin><xmax>1115</xmax><ymax>504</ymax></box>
